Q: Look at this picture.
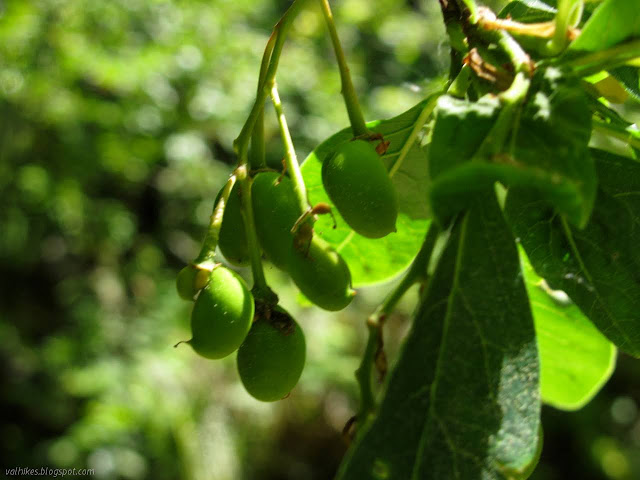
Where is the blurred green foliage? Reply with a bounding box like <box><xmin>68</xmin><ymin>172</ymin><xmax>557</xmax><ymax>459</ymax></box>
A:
<box><xmin>0</xmin><ymin>0</ymin><xmax>639</xmax><ymax>479</ymax></box>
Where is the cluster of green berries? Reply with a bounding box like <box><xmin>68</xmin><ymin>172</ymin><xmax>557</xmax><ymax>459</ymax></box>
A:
<box><xmin>176</xmin><ymin>264</ymin><xmax>305</xmax><ymax>402</ymax></box>
<box><xmin>175</xmin><ymin>137</ymin><xmax>398</xmax><ymax>401</ymax></box>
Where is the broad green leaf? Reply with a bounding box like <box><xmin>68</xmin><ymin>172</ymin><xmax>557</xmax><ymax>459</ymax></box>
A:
<box><xmin>428</xmin><ymin>69</ymin><xmax>597</xmax><ymax>228</ymax></box>
<box><xmin>505</xmin><ymin>149</ymin><xmax>640</xmax><ymax>357</ymax></box>
<box><xmin>426</xmin><ymin>94</ymin><xmax>499</xmax><ymax>224</ymax></box>
<box><xmin>337</xmin><ymin>191</ymin><xmax>540</xmax><ymax>479</ymax></box>
<box><xmin>594</xmin><ymin>149</ymin><xmax>640</xmax><ymax>269</ymax></box>
<box><xmin>427</xmin><ymin>94</ymin><xmax>501</xmax><ymax>179</ymax></box>
<box><xmin>569</xmin><ymin>0</ymin><xmax>640</xmax><ymax>53</ymax></box>
<box><xmin>520</xmin><ymin>247</ymin><xmax>616</xmax><ymax>410</ymax></box>
<box><xmin>611</xmin><ymin>66</ymin><xmax>640</xmax><ymax>103</ymax></box>
<box><xmin>508</xmin><ymin>426</ymin><xmax>544</xmax><ymax>480</ymax></box>
<box><xmin>300</xmin><ymin>96</ymin><xmax>438</xmax><ymax>286</ymax></box>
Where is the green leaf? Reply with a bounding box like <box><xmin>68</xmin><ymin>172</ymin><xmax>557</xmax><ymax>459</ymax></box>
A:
<box><xmin>590</xmin><ymin>93</ymin><xmax>636</xmax><ymax>128</ymax></box>
<box><xmin>499</xmin><ymin>425</ymin><xmax>544</xmax><ymax>480</ymax></box>
<box><xmin>300</xmin><ymin>96</ymin><xmax>438</xmax><ymax>286</ymax></box>
<box><xmin>611</xmin><ymin>66</ymin><xmax>640</xmax><ymax>103</ymax></box>
<box><xmin>426</xmin><ymin>94</ymin><xmax>499</xmax><ymax>224</ymax></box>
<box><xmin>589</xmin><ymin>95</ymin><xmax>640</xmax><ymax>156</ymax></box>
<box><xmin>505</xmin><ymin>149</ymin><xmax>640</xmax><ymax>357</ymax></box>
<box><xmin>588</xmin><ymin>72</ymin><xmax>630</xmax><ymax>104</ymax></box>
<box><xmin>498</xmin><ymin>0</ymin><xmax>556</xmax><ymax>23</ymax></box>
<box><xmin>520</xmin><ymin>247</ymin><xmax>616</xmax><ymax>410</ymax></box>
<box><xmin>569</xmin><ymin>0</ymin><xmax>640</xmax><ymax>53</ymax></box>
<box><xmin>594</xmin><ymin>150</ymin><xmax>640</xmax><ymax>265</ymax></box>
<box><xmin>427</xmin><ymin>94</ymin><xmax>502</xmax><ymax>180</ymax></box>
<box><xmin>337</xmin><ymin>191</ymin><xmax>540</xmax><ymax>479</ymax></box>
<box><xmin>428</xmin><ymin>70</ymin><xmax>597</xmax><ymax>228</ymax></box>
<box><xmin>509</xmin><ymin>70</ymin><xmax>596</xmax><ymax>227</ymax></box>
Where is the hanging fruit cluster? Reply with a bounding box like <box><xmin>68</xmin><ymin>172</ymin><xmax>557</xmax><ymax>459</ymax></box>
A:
<box><xmin>169</xmin><ymin>0</ymin><xmax>640</xmax><ymax>475</ymax></box>
<box><xmin>173</xmin><ymin>0</ymin><xmax>399</xmax><ymax>402</ymax></box>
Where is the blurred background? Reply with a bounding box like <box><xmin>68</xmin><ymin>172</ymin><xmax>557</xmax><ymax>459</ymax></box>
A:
<box><xmin>1</xmin><ymin>0</ymin><xmax>639</xmax><ymax>479</ymax></box>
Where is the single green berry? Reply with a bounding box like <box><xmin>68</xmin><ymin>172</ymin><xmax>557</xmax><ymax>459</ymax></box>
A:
<box><xmin>176</xmin><ymin>265</ymin><xmax>210</xmax><ymax>301</ymax></box>
<box><xmin>237</xmin><ymin>308</ymin><xmax>306</xmax><ymax>402</ymax></box>
<box><xmin>252</xmin><ymin>172</ymin><xmax>302</xmax><ymax>269</ymax></box>
<box><xmin>287</xmin><ymin>235</ymin><xmax>355</xmax><ymax>311</ymax></box>
<box><xmin>185</xmin><ymin>266</ymin><xmax>254</xmax><ymax>359</ymax></box>
<box><xmin>322</xmin><ymin>139</ymin><xmax>398</xmax><ymax>238</ymax></box>
<box><xmin>217</xmin><ymin>183</ymin><xmax>250</xmax><ymax>266</ymax></box>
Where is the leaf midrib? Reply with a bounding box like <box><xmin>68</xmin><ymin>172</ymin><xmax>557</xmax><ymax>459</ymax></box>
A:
<box><xmin>412</xmin><ymin>213</ymin><xmax>469</xmax><ymax>480</ymax></box>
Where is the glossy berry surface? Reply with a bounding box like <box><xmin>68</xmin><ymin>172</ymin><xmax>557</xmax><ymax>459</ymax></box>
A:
<box><xmin>217</xmin><ymin>183</ymin><xmax>250</xmax><ymax>266</ymax></box>
<box><xmin>322</xmin><ymin>139</ymin><xmax>398</xmax><ymax>238</ymax></box>
<box><xmin>288</xmin><ymin>235</ymin><xmax>355</xmax><ymax>311</ymax></box>
<box><xmin>188</xmin><ymin>266</ymin><xmax>254</xmax><ymax>359</ymax></box>
<box><xmin>237</xmin><ymin>308</ymin><xmax>306</xmax><ymax>402</ymax></box>
<box><xmin>251</xmin><ymin>172</ymin><xmax>302</xmax><ymax>269</ymax></box>
<box><xmin>176</xmin><ymin>265</ymin><xmax>209</xmax><ymax>301</ymax></box>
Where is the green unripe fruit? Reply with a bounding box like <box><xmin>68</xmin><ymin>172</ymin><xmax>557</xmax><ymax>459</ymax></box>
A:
<box><xmin>187</xmin><ymin>266</ymin><xmax>254</xmax><ymax>359</ymax></box>
<box><xmin>322</xmin><ymin>140</ymin><xmax>398</xmax><ymax>238</ymax></box>
<box><xmin>288</xmin><ymin>235</ymin><xmax>355</xmax><ymax>311</ymax></box>
<box><xmin>217</xmin><ymin>184</ymin><xmax>249</xmax><ymax>266</ymax></box>
<box><xmin>252</xmin><ymin>172</ymin><xmax>302</xmax><ymax>269</ymax></box>
<box><xmin>237</xmin><ymin>308</ymin><xmax>306</xmax><ymax>402</ymax></box>
<box><xmin>176</xmin><ymin>265</ymin><xmax>210</xmax><ymax>301</ymax></box>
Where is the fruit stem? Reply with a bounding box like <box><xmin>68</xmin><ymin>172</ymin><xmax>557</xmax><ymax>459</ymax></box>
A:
<box><xmin>234</xmin><ymin>0</ymin><xmax>312</xmax><ymax>164</ymax></box>
<box><xmin>250</xmin><ymin>108</ymin><xmax>267</xmax><ymax>169</ymax></box>
<box><xmin>318</xmin><ymin>0</ymin><xmax>369</xmax><ymax>138</ymax></box>
<box><xmin>249</xmin><ymin>29</ymin><xmax>277</xmax><ymax>170</ymax></box>
<box><xmin>354</xmin><ymin>225</ymin><xmax>440</xmax><ymax>424</ymax></box>
<box><xmin>236</xmin><ymin>165</ymin><xmax>274</xmax><ymax>301</ymax></box>
<box><xmin>232</xmin><ymin>1</ymin><xmax>313</xmax><ymax>304</ymax></box>
<box><xmin>270</xmin><ymin>84</ymin><xmax>311</xmax><ymax>213</ymax></box>
<box><xmin>193</xmin><ymin>175</ymin><xmax>237</xmax><ymax>269</ymax></box>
